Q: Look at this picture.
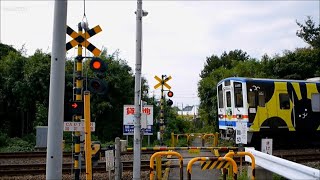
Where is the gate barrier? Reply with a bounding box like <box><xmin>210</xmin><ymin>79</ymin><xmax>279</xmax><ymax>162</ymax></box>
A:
<box><xmin>149</xmin><ymin>151</ymin><xmax>183</xmax><ymax>180</ymax></box>
<box><xmin>187</xmin><ymin>157</ymin><xmax>238</xmax><ymax>180</ymax></box>
<box><xmin>224</xmin><ymin>151</ymin><xmax>255</xmax><ymax>180</ymax></box>
<box><xmin>171</xmin><ymin>132</ymin><xmax>219</xmax><ymax>147</ymax></box>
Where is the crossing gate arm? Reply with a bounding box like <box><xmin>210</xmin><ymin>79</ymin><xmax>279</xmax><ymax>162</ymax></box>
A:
<box><xmin>245</xmin><ymin>147</ymin><xmax>320</xmax><ymax>180</ymax></box>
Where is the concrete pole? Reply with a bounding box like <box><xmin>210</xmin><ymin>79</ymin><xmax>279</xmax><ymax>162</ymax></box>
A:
<box><xmin>133</xmin><ymin>0</ymin><xmax>142</xmax><ymax>178</ymax></box>
<box><xmin>115</xmin><ymin>137</ymin><xmax>121</xmax><ymax>180</ymax></box>
<box><xmin>133</xmin><ymin>0</ymin><xmax>147</xmax><ymax>179</ymax></box>
<box><xmin>46</xmin><ymin>0</ymin><xmax>67</xmax><ymax>179</ymax></box>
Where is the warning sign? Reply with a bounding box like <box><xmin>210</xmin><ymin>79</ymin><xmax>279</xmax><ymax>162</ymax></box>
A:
<box><xmin>63</xmin><ymin>122</ymin><xmax>95</xmax><ymax>132</ymax></box>
<box><xmin>261</xmin><ymin>138</ymin><xmax>273</xmax><ymax>155</ymax></box>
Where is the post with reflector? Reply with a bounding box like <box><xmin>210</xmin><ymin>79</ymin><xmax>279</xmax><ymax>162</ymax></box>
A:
<box><xmin>84</xmin><ymin>91</ymin><xmax>92</xmax><ymax>180</ymax></box>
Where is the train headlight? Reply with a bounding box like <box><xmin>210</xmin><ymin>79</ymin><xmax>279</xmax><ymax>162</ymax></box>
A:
<box><xmin>236</xmin><ymin>114</ymin><xmax>242</xmax><ymax>119</ymax></box>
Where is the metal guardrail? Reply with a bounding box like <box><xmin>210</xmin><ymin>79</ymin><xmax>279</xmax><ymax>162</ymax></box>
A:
<box><xmin>245</xmin><ymin>147</ymin><xmax>320</xmax><ymax>180</ymax></box>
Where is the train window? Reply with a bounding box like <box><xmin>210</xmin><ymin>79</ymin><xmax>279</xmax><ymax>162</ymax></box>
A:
<box><xmin>311</xmin><ymin>93</ymin><xmax>320</xmax><ymax>112</ymax></box>
<box><xmin>279</xmin><ymin>93</ymin><xmax>290</xmax><ymax>109</ymax></box>
<box><xmin>234</xmin><ymin>82</ymin><xmax>243</xmax><ymax>107</ymax></box>
<box><xmin>248</xmin><ymin>91</ymin><xmax>256</xmax><ymax>107</ymax></box>
<box><xmin>258</xmin><ymin>91</ymin><xmax>265</xmax><ymax>107</ymax></box>
<box><xmin>225</xmin><ymin>80</ymin><xmax>230</xmax><ymax>86</ymax></box>
<box><xmin>218</xmin><ymin>85</ymin><xmax>223</xmax><ymax>108</ymax></box>
<box><xmin>226</xmin><ymin>91</ymin><xmax>231</xmax><ymax>107</ymax></box>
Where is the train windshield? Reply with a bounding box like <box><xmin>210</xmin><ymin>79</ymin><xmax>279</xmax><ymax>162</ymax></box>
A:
<box><xmin>234</xmin><ymin>82</ymin><xmax>243</xmax><ymax>107</ymax></box>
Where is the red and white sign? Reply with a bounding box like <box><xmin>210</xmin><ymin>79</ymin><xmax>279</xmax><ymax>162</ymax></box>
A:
<box><xmin>123</xmin><ymin>105</ymin><xmax>153</xmax><ymax>125</ymax></box>
<box><xmin>63</xmin><ymin>122</ymin><xmax>95</xmax><ymax>132</ymax></box>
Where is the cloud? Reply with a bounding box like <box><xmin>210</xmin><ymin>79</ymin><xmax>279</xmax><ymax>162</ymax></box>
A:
<box><xmin>1</xmin><ymin>1</ymin><xmax>319</xmax><ymax>106</ymax></box>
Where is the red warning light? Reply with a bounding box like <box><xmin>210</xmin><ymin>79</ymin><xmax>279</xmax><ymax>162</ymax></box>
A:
<box><xmin>92</xmin><ymin>61</ymin><xmax>101</xmax><ymax>69</ymax></box>
<box><xmin>90</xmin><ymin>57</ymin><xmax>107</xmax><ymax>72</ymax></box>
<box><xmin>167</xmin><ymin>91</ymin><xmax>174</xmax><ymax>97</ymax></box>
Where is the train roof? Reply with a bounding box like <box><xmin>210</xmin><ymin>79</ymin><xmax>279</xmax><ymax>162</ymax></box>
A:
<box><xmin>217</xmin><ymin>77</ymin><xmax>320</xmax><ymax>85</ymax></box>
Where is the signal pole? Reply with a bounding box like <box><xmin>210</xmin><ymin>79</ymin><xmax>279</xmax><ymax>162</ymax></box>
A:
<box><xmin>160</xmin><ymin>75</ymin><xmax>165</xmax><ymax>145</ymax></box>
<box><xmin>133</xmin><ymin>0</ymin><xmax>147</xmax><ymax>179</ymax></box>
<box><xmin>46</xmin><ymin>0</ymin><xmax>67</xmax><ymax>179</ymax></box>
<box><xmin>73</xmin><ymin>22</ymin><xmax>83</xmax><ymax>180</ymax></box>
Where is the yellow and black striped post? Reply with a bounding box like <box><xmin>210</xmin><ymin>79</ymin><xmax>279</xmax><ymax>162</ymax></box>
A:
<box><xmin>73</xmin><ymin>22</ymin><xmax>83</xmax><ymax>180</ymax></box>
<box><xmin>160</xmin><ymin>75</ymin><xmax>165</xmax><ymax>145</ymax></box>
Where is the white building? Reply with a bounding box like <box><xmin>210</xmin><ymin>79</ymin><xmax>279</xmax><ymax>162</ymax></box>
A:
<box><xmin>177</xmin><ymin>105</ymin><xmax>199</xmax><ymax>117</ymax></box>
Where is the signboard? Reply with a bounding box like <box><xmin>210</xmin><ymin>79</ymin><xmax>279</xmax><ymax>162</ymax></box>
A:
<box><xmin>105</xmin><ymin>150</ymin><xmax>114</xmax><ymax>171</ymax></box>
<box><xmin>63</xmin><ymin>122</ymin><xmax>95</xmax><ymax>132</ymax></box>
<box><xmin>123</xmin><ymin>125</ymin><xmax>153</xmax><ymax>135</ymax></box>
<box><xmin>261</xmin><ymin>138</ymin><xmax>273</xmax><ymax>155</ymax></box>
<box><xmin>235</xmin><ymin>121</ymin><xmax>247</xmax><ymax>144</ymax></box>
<box><xmin>123</xmin><ymin>105</ymin><xmax>153</xmax><ymax>135</ymax></box>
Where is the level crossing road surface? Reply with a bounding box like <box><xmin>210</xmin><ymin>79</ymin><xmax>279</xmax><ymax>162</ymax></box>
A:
<box><xmin>168</xmin><ymin>137</ymin><xmax>222</xmax><ymax>180</ymax></box>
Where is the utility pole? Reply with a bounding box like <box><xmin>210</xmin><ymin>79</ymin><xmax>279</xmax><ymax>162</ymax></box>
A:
<box><xmin>46</xmin><ymin>0</ymin><xmax>67</xmax><ymax>179</ymax></box>
<box><xmin>133</xmin><ymin>0</ymin><xmax>147</xmax><ymax>179</ymax></box>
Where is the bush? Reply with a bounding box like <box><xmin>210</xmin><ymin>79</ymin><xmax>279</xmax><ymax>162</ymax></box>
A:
<box><xmin>0</xmin><ymin>132</ymin><xmax>9</xmax><ymax>147</ymax></box>
<box><xmin>0</xmin><ymin>137</ymin><xmax>34</xmax><ymax>152</ymax></box>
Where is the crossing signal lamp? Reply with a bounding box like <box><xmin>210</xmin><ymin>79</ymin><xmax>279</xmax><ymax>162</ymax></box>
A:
<box><xmin>69</xmin><ymin>101</ymin><xmax>84</xmax><ymax>116</ymax></box>
<box><xmin>167</xmin><ymin>99</ymin><xmax>173</xmax><ymax>106</ymax></box>
<box><xmin>167</xmin><ymin>91</ymin><xmax>174</xmax><ymax>106</ymax></box>
<box><xmin>88</xmin><ymin>57</ymin><xmax>107</xmax><ymax>94</ymax></box>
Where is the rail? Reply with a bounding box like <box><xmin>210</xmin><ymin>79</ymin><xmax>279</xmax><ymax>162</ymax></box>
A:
<box><xmin>245</xmin><ymin>147</ymin><xmax>320</xmax><ymax>180</ymax></box>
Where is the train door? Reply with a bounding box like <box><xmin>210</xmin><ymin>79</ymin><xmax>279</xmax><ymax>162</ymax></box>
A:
<box><xmin>217</xmin><ymin>84</ymin><xmax>225</xmax><ymax>129</ymax></box>
<box><xmin>224</xmin><ymin>89</ymin><xmax>233</xmax><ymax>126</ymax></box>
<box><xmin>257</xmin><ymin>90</ymin><xmax>268</xmax><ymax>126</ymax></box>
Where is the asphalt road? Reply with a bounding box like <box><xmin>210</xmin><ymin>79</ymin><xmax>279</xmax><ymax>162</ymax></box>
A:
<box><xmin>168</xmin><ymin>137</ymin><xmax>222</xmax><ymax>180</ymax></box>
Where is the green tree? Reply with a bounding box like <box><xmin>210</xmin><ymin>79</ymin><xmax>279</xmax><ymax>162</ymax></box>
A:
<box><xmin>296</xmin><ymin>16</ymin><xmax>320</xmax><ymax>49</ymax></box>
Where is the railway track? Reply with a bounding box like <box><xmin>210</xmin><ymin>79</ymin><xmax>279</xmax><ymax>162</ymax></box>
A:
<box><xmin>274</xmin><ymin>152</ymin><xmax>320</xmax><ymax>163</ymax></box>
<box><xmin>1</xmin><ymin>149</ymin><xmax>319</xmax><ymax>176</ymax></box>
<box><xmin>0</xmin><ymin>161</ymin><xmax>153</xmax><ymax>176</ymax></box>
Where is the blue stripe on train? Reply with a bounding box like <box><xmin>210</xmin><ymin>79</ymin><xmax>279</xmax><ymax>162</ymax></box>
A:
<box><xmin>219</xmin><ymin>121</ymin><xmax>251</xmax><ymax>127</ymax></box>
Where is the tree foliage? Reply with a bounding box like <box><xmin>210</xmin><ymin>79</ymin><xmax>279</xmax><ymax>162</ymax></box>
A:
<box><xmin>296</xmin><ymin>16</ymin><xmax>320</xmax><ymax>49</ymax></box>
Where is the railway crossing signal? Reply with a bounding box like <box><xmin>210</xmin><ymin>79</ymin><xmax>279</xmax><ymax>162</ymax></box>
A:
<box><xmin>66</xmin><ymin>25</ymin><xmax>102</xmax><ymax>56</ymax></box>
<box><xmin>154</xmin><ymin>75</ymin><xmax>173</xmax><ymax>145</ymax></box>
<box><xmin>65</xmin><ymin>22</ymin><xmax>103</xmax><ymax>180</ymax></box>
<box><xmin>88</xmin><ymin>57</ymin><xmax>108</xmax><ymax>94</ymax></box>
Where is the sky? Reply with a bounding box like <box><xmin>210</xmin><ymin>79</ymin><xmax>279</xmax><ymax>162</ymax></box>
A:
<box><xmin>1</xmin><ymin>1</ymin><xmax>319</xmax><ymax>108</ymax></box>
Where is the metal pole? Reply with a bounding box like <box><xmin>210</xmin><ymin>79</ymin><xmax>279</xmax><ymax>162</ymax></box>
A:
<box><xmin>46</xmin><ymin>0</ymin><xmax>67</xmax><ymax>179</ymax></box>
<box><xmin>133</xmin><ymin>0</ymin><xmax>147</xmax><ymax>179</ymax></box>
<box><xmin>84</xmin><ymin>91</ymin><xmax>92</xmax><ymax>180</ymax></box>
<box><xmin>115</xmin><ymin>137</ymin><xmax>121</xmax><ymax>180</ymax></box>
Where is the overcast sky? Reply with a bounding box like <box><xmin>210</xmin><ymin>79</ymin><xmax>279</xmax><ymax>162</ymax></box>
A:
<box><xmin>1</xmin><ymin>1</ymin><xmax>319</xmax><ymax>107</ymax></box>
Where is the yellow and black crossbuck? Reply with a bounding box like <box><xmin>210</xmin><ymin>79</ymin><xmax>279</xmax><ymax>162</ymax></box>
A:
<box><xmin>66</xmin><ymin>25</ymin><xmax>102</xmax><ymax>56</ymax></box>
